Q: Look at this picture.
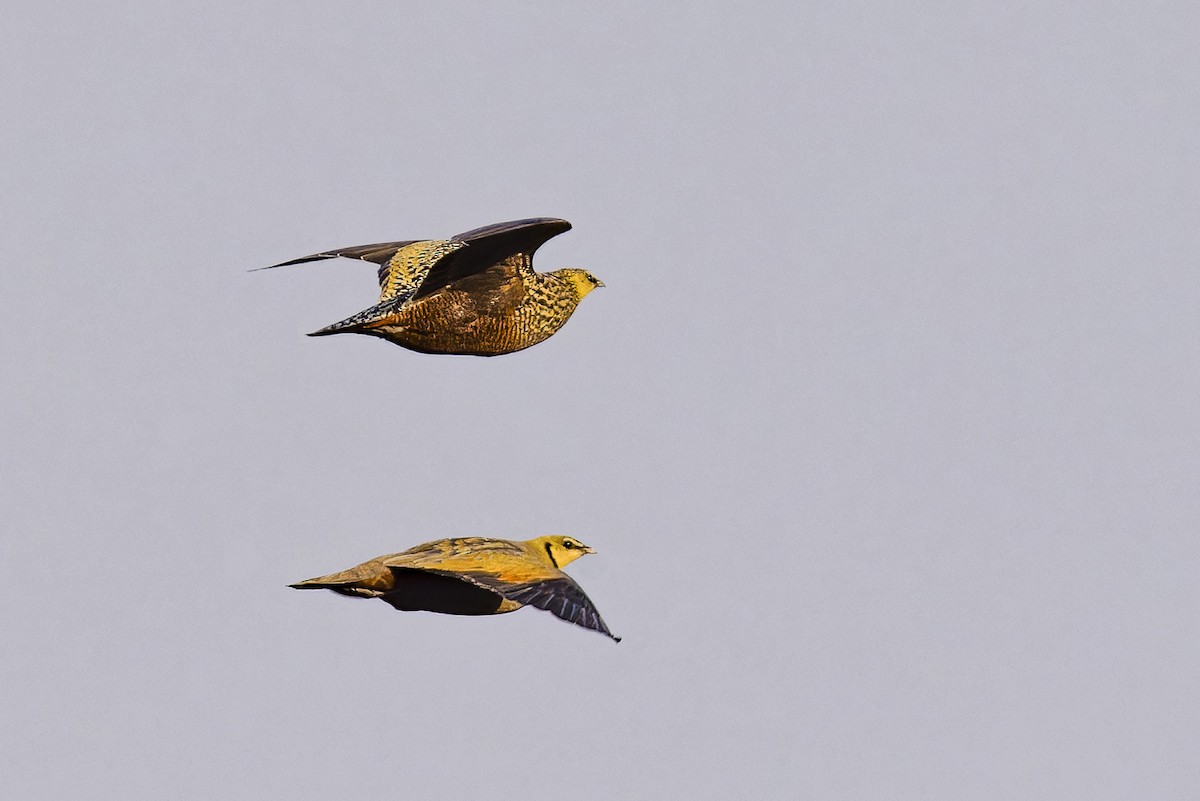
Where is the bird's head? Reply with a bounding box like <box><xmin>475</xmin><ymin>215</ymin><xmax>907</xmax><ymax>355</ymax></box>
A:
<box><xmin>554</xmin><ymin>268</ymin><xmax>605</xmax><ymax>300</ymax></box>
<box><xmin>535</xmin><ymin>535</ymin><xmax>596</xmax><ymax>569</ymax></box>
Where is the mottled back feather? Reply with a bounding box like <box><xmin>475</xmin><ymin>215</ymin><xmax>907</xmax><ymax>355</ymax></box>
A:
<box><xmin>376</xmin><ymin>239</ymin><xmax>466</xmax><ymax>304</ymax></box>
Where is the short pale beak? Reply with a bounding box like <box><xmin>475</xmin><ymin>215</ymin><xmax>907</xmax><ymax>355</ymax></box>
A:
<box><xmin>582</xmin><ymin>545</ymin><xmax>597</xmax><ymax>554</ymax></box>
<box><xmin>595</xmin><ymin>280</ymin><xmax>606</xmax><ymax>288</ymax></box>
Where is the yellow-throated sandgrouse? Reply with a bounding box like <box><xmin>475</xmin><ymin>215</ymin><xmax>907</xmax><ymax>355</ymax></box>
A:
<box><xmin>289</xmin><ymin>535</ymin><xmax>619</xmax><ymax>641</ymax></box>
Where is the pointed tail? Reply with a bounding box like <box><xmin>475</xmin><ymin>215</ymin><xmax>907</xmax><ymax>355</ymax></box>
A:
<box><xmin>307</xmin><ymin>298</ymin><xmax>404</xmax><ymax>337</ymax></box>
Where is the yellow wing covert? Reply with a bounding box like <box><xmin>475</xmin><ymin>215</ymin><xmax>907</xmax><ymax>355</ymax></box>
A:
<box><xmin>377</xmin><ymin>239</ymin><xmax>467</xmax><ymax>303</ymax></box>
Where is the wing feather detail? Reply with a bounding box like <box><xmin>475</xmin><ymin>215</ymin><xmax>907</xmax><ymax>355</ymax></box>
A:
<box><xmin>499</xmin><ymin>576</ymin><xmax>620</xmax><ymax>641</ymax></box>
<box><xmin>377</xmin><ymin>239</ymin><xmax>466</xmax><ymax>303</ymax></box>
<box><xmin>258</xmin><ymin>219</ymin><xmax>571</xmax><ymax>307</ymax></box>
<box><xmin>382</xmin><ymin>551</ymin><xmax>619</xmax><ymax>641</ymax></box>
<box><xmin>257</xmin><ymin>240</ymin><xmax>420</xmax><ymax>270</ymax></box>
<box><xmin>412</xmin><ymin>218</ymin><xmax>571</xmax><ymax>300</ymax></box>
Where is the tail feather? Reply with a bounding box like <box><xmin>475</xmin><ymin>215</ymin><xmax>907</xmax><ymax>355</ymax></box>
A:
<box><xmin>306</xmin><ymin>321</ymin><xmax>359</xmax><ymax>337</ymax></box>
<box><xmin>288</xmin><ymin>562</ymin><xmax>390</xmax><ymax>599</ymax></box>
<box><xmin>307</xmin><ymin>298</ymin><xmax>404</xmax><ymax>337</ymax></box>
<box><xmin>287</xmin><ymin>578</ymin><xmax>382</xmax><ymax>599</ymax></box>
<box><xmin>288</xmin><ymin>578</ymin><xmax>331</xmax><ymax>589</ymax></box>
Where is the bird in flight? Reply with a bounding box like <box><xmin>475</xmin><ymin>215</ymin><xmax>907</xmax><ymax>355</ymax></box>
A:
<box><xmin>259</xmin><ymin>217</ymin><xmax>603</xmax><ymax>356</ymax></box>
<box><xmin>289</xmin><ymin>535</ymin><xmax>620</xmax><ymax>641</ymax></box>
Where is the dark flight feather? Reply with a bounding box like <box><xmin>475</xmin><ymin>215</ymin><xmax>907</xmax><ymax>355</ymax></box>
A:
<box><xmin>258</xmin><ymin>240</ymin><xmax>420</xmax><ymax>270</ymax></box>
<box><xmin>500</xmin><ymin>577</ymin><xmax>621</xmax><ymax>642</ymax></box>
<box><xmin>412</xmin><ymin>217</ymin><xmax>572</xmax><ymax>300</ymax></box>
<box><xmin>381</xmin><ymin>568</ymin><xmax>507</xmax><ymax>615</ymax></box>
<box><xmin>400</xmin><ymin>566</ymin><xmax>619</xmax><ymax>640</ymax></box>
<box><xmin>258</xmin><ymin>218</ymin><xmax>570</xmax><ymax>303</ymax></box>
<box><xmin>259</xmin><ymin>217</ymin><xmax>595</xmax><ymax>356</ymax></box>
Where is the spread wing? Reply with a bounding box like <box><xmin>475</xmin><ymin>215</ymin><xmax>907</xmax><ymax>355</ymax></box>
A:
<box><xmin>257</xmin><ymin>218</ymin><xmax>570</xmax><ymax>307</ymax></box>
<box><xmin>411</xmin><ymin>217</ymin><xmax>572</xmax><ymax>301</ymax></box>
<box><xmin>460</xmin><ymin>572</ymin><xmax>619</xmax><ymax>641</ymax></box>
<box><xmin>257</xmin><ymin>238</ymin><xmax>466</xmax><ymax>305</ymax></box>
<box><xmin>258</xmin><ymin>240</ymin><xmax>419</xmax><ymax>270</ymax></box>
<box><xmin>501</xmin><ymin>576</ymin><xmax>619</xmax><ymax>641</ymax></box>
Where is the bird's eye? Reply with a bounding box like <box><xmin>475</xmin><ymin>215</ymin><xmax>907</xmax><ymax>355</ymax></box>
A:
<box><xmin>563</xmin><ymin>541</ymin><xmax>575</xmax><ymax>549</ymax></box>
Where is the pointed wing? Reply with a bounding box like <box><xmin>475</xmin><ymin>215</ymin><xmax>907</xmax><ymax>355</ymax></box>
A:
<box><xmin>258</xmin><ymin>238</ymin><xmax>466</xmax><ymax>304</ymax></box>
<box><xmin>437</xmin><ymin>571</ymin><xmax>615</xmax><ymax>641</ymax></box>
<box><xmin>258</xmin><ymin>240</ymin><xmax>420</xmax><ymax>270</ymax></box>
<box><xmin>410</xmin><ymin>569</ymin><xmax>619</xmax><ymax>641</ymax></box>
<box><xmin>501</xmin><ymin>576</ymin><xmax>620</xmax><ymax>641</ymax></box>
<box><xmin>411</xmin><ymin>217</ymin><xmax>572</xmax><ymax>301</ymax></box>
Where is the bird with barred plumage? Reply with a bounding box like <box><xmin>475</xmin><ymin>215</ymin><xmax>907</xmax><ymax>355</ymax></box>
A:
<box><xmin>258</xmin><ymin>217</ymin><xmax>603</xmax><ymax>356</ymax></box>
<box><xmin>289</xmin><ymin>535</ymin><xmax>620</xmax><ymax>642</ymax></box>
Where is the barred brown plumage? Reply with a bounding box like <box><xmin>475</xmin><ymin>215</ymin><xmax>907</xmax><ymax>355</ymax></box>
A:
<box><xmin>289</xmin><ymin>535</ymin><xmax>620</xmax><ymax>641</ymax></box>
<box><xmin>258</xmin><ymin>218</ymin><xmax>603</xmax><ymax>356</ymax></box>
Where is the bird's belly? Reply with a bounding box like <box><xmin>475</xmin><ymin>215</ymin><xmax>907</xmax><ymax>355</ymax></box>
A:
<box><xmin>370</xmin><ymin>305</ymin><xmax>568</xmax><ymax>356</ymax></box>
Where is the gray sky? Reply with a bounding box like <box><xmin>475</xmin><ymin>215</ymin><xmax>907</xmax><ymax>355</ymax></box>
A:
<box><xmin>3</xmin><ymin>2</ymin><xmax>1199</xmax><ymax>798</ymax></box>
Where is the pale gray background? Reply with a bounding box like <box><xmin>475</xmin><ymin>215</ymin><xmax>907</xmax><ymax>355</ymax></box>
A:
<box><xmin>2</xmin><ymin>2</ymin><xmax>1198</xmax><ymax>798</ymax></box>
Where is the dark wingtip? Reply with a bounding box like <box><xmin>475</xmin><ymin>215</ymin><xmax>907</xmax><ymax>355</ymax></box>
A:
<box><xmin>251</xmin><ymin>254</ymin><xmax>338</xmax><ymax>272</ymax></box>
<box><xmin>451</xmin><ymin>217</ymin><xmax>572</xmax><ymax>243</ymax></box>
<box><xmin>612</xmin><ymin>635</ymin><xmax>622</xmax><ymax>643</ymax></box>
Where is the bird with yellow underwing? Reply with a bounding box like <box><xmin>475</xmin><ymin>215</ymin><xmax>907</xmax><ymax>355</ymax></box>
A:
<box><xmin>257</xmin><ymin>217</ymin><xmax>603</xmax><ymax>356</ymax></box>
<box><xmin>289</xmin><ymin>535</ymin><xmax>620</xmax><ymax>641</ymax></box>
